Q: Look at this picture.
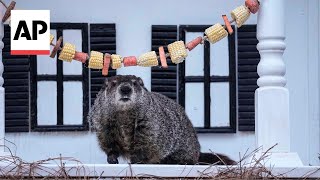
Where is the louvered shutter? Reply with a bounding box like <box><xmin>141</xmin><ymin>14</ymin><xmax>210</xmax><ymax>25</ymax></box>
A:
<box><xmin>90</xmin><ymin>24</ymin><xmax>116</xmax><ymax>104</ymax></box>
<box><xmin>3</xmin><ymin>25</ymin><xmax>30</xmax><ymax>132</ymax></box>
<box><xmin>151</xmin><ymin>25</ymin><xmax>178</xmax><ymax>100</ymax></box>
<box><xmin>237</xmin><ymin>25</ymin><xmax>259</xmax><ymax>131</ymax></box>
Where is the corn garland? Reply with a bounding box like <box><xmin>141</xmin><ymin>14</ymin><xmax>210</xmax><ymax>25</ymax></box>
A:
<box><xmin>137</xmin><ymin>51</ymin><xmax>158</xmax><ymax>67</ymax></box>
<box><xmin>58</xmin><ymin>42</ymin><xmax>76</xmax><ymax>62</ymax></box>
<box><xmin>167</xmin><ymin>41</ymin><xmax>188</xmax><ymax>64</ymax></box>
<box><xmin>0</xmin><ymin>0</ymin><xmax>259</xmax><ymax>76</ymax></box>
<box><xmin>205</xmin><ymin>23</ymin><xmax>228</xmax><ymax>44</ymax></box>
<box><xmin>88</xmin><ymin>51</ymin><xmax>104</xmax><ymax>69</ymax></box>
<box><xmin>50</xmin><ymin>34</ymin><xmax>55</xmax><ymax>45</ymax></box>
<box><xmin>231</xmin><ymin>5</ymin><xmax>251</xmax><ymax>28</ymax></box>
<box><xmin>111</xmin><ymin>54</ymin><xmax>122</xmax><ymax>69</ymax></box>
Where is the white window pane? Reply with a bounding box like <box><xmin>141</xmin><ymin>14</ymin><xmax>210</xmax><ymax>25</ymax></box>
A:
<box><xmin>37</xmin><ymin>81</ymin><xmax>57</xmax><ymax>125</ymax></box>
<box><xmin>63</xmin><ymin>82</ymin><xmax>83</xmax><ymax>125</ymax></box>
<box><xmin>37</xmin><ymin>30</ymin><xmax>57</xmax><ymax>75</ymax></box>
<box><xmin>185</xmin><ymin>32</ymin><xmax>204</xmax><ymax>76</ymax></box>
<box><xmin>210</xmin><ymin>82</ymin><xmax>230</xmax><ymax>127</ymax></box>
<box><xmin>62</xmin><ymin>30</ymin><xmax>82</xmax><ymax>75</ymax></box>
<box><xmin>185</xmin><ymin>83</ymin><xmax>204</xmax><ymax>127</ymax></box>
<box><xmin>210</xmin><ymin>37</ymin><xmax>229</xmax><ymax>76</ymax></box>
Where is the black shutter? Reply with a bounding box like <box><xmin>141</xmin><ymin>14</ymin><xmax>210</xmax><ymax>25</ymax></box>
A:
<box><xmin>3</xmin><ymin>25</ymin><xmax>30</xmax><ymax>132</ymax></box>
<box><xmin>237</xmin><ymin>25</ymin><xmax>259</xmax><ymax>131</ymax></box>
<box><xmin>151</xmin><ymin>25</ymin><xmax>178</xmax><ymax>100</ymax></box>
<box><xmin>90</xmin><ymin>24</ymin><xmax>116</xmax><ymax>104</ymax></box>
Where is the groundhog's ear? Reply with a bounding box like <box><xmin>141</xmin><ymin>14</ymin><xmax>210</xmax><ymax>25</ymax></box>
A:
<box><xmin>137</xmin><ymin>77</ymin><xmax>144</xmax><ymax>86</ymax></box>
<box><xmin>104</xmin><ymin>78</ymin><xmax>109</xmax><ymax>85</ymax></box>
<box><xmin>102</xmin><ymin>78</ymin><xmax>109</xmax><ymax>89</ymax></box>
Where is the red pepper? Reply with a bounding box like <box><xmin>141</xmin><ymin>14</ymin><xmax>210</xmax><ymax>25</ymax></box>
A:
<box><xmin>186</xmin><ymin>36</ymin><xmax>202</xmax><ymax>51</ymax></box>
<box><xmin>123</xmin><ymin>56</ymin><xmax>137</xmax><ymax>67</ymax></box>
<box><xmin>102</xmin><ymin>53</ymin><xmax>111</xmax><ymax>76</ymax></box>
<box><xmin>245</xmin><ymin>0</ymin><xmax>260</xmax><ymax>14</ymax></box>
<box><xmin>159</xmin><ymin>46</ymin><xmax>168</xmax><ymax>68</ymax></box>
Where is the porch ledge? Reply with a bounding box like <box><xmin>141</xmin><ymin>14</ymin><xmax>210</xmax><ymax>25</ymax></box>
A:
<box><xmin>0</xmin><ymin>163</ymin><xmax>319</xmax><ymax>178</ymax></box>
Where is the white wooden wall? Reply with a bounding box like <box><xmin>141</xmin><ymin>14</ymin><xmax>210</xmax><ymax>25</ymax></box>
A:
<box><xmin>3</xmin><ymin>0</ymin><xmax>319</xmax><ymax>165</ymax></box>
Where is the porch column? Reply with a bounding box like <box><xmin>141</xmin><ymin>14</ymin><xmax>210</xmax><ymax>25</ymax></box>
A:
<box><xmin>255</xmin><ymin>0</ymin><xmax>303</xmax><ymax>166</ymax></box>
<box><xmin>0</xmin><ymin>5</ymin><xmax>5</xmax><ymax>154</ymax></box>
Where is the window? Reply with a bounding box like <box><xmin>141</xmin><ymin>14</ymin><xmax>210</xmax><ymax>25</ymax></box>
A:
<box><xmin>178</xmin><ymin>25</ymin><xmax>236</xmax><ymax>133</ymax></box>
<box><xmin>151</xmin><ymin>25</ymin><xmax>259</xmax><ymax>133</ymax></box>
<box><xmin>30</xmin><ymin>23</ymin><xmax>89</xmax><ymax>131</ymax></box>
<box><xmin>3</xmin><ymin>23</ymin><xmax>117</xmax><ymax>132</ymax></box>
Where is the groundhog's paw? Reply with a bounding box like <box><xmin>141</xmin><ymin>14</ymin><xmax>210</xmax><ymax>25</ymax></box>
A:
<box><xmin>130</xmin><ymin>156</ymin><xmax>141</xmax><ymax>164</ymax></box>
<box><xmin>107</xmin><ymin>155</ymin><xmax>119</xmax><ymax>164</ymax></box>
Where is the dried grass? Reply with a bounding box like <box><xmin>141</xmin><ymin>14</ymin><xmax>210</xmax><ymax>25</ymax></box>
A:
<box><xmin>0</xmin><ymin>140</ymin><xmax>317</xmax><ymax>179</ymax></box>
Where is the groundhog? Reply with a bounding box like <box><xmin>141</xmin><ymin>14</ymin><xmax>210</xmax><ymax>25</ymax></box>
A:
<box><xmin>88</xmin><ymin>75</ymin><xmax>235</xmax><ymax>165</ymax></box>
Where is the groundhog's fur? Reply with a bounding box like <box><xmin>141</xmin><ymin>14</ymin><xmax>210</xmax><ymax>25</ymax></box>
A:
<box><xmin>88</xmin><ymin>75</ymin><xmax>235</xmax><ymax>165</ymax></box>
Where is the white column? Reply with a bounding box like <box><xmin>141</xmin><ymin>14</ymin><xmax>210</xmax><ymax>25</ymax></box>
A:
<box><xmin>0</xmin><ymin>5</ymin><xmax>7</xmax><ymax>155</ymax></box>
<box><xmin>255</xmin><ymin>0</ymin><xmax>303</xmax><ymax>166</ymax></box>
<box><xmin>0</xmin><ymin>20</ymin><xmax>4</xmax><ymax>153</ymax></box>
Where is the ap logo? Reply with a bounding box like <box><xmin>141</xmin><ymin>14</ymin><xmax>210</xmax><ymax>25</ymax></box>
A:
<box><xmin>11</xmin><ymin>10</ymin><xmax>50</xmax><ymax>55</ymax></box>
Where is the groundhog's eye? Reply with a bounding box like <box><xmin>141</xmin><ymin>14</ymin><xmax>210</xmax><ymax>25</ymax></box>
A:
<box><xmin>132</xmin><ymin>80</ymin><xmax>137</xmax><ymax>86</ymax></box>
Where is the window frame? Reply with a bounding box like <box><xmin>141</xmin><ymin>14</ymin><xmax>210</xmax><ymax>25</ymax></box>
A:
<box><xmin>30</xmin><ymin>23</ymin><xmax>89</xmax><ymax>132</ymax></box>
<box><xmin>178</xmin><ymin>25</ymin><xmax>236</xmax><ymax>133</ymax></box>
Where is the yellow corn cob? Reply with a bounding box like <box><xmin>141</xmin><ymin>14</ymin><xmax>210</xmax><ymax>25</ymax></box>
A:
<box><xmin>50</xmin><ymin>34</ymin><xmax>54</xmax><ymax>44</ymax></box>
<box><xmin>88</xmin><ymin>51</ymin><xmax>104</xmax><ymax>69</ymax></box>
<box><xmin>111</xmin><ymin>54</ymin><xmax>122</xmax><ymax>69</ymax></box>
<box><xmin>58</xmin><ymin>42</ymin><xmax>76</xmax><ymax>62</ymax></box>
<box><xmin>204</xmin><ymin>23</ymin><xmax>228</xmax><ymax>44</ymax></box>
<box><xmin>231</xmin><ymin>5</ymin><xmax>251</xmax><ymax>28</ymax></box>
<box><xmin>137</xmin><ymin>51</ymin><xmax>158</xmax><ymax>67</ymax></box>
<box><xmin>167</xmin><ymin>41</ymin><xmax>188</xmax><ymax>64</ymax></box>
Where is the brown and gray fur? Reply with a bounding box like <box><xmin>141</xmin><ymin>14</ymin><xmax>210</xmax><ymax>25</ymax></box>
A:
<box><xmin>88</xmin><ymin>75</ymin><xmax>235</xmax><ymax>165</ymax></box>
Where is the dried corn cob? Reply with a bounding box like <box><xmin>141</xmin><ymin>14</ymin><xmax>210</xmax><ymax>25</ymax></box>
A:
<box><xmin>88</xmin><ymin>51</ymin><xmax>103</xmax><ymax>69</ymax></box>
<box><xmin>2</xmin><ymin>1</ymin><xmax>16</xmax><ymax>22</ymax></box>
<box><xmin>102</xmin><ymin>53</ymin><xmax>111</xmax><ymax>76</ymax></box>
<box><xmin>123</xmin><ymin>56</ymin><xmax>137</xmax><ymax>67</ymax></box>
<box><xmin>186</xmin><ymin>36</ymin><xmax>203</xmax><ymax>51</ymax></box>
<box><xmin>167</xmin><ymin>41</ymin><xmax>188</xmax><ymax>64</ymax></box>
<box><xmin>158</xmin><ymin>46</ymin><xmax>168</xmax><ymax>68</ymax></box>
<box><xmin>138</xmin><ymin>51</ymin><xmax>158</xmax><ymax>67</ymax></box>
<box><xmin>204</xmin><ymin>23</ymin><xmax>228</xmax><ymax>44</ymax></box>
<box><xmin>50</xmin><ymin>34</ymin><xmax>55</xmax><ymax>44</ymax></box>
<box><xmin>58</xmin><ymin>43</ymin><xmax>76</xmax><ymax>62</ymax></box>
<box><xmin>111</xmin><ymin>54</ymin><xmax>122</xmax><ymax>69</ymax></box>
<box><xmin>74</xmin><ymin>52</ymin><xmax>88</xmax><ymax>63</ymax></box>
<box><xmin>50</xmin><ymin>36</ymin><xmax>62</xmax><ymax>58</ymax></box>
<box><xmin>231</xmin><ymin>5</ymin><xmax>251</xmax><ymax>27</ymax></box>
<box><xmin>245</xmin><ymin>0</ymin><xmax>260</xmax><ymax>14</ymax></box>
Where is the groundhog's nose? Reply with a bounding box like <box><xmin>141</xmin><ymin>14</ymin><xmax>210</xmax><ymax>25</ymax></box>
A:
<box><xmin>120</xmin><ymin>85</ymin><xmax>132</xmax><ymax>96</ymax></box>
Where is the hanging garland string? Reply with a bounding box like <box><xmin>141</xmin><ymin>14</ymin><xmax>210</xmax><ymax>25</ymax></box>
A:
<box><xmin>1</xmin><ymin>0</ymin><xmax>260</xmax><ymax>76</ymax></box>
